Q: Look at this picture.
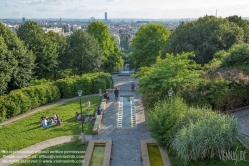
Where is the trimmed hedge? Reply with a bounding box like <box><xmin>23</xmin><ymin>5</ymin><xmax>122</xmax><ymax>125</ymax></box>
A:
<box><xmin>0</xmin><ymin>72</ymin><xmax>113</xmax><ymax>122</ymax></box>
<box><xmin>0</xmin><ymin>84</ymin><xmax>61</xmax><ymax>119</ymax></box>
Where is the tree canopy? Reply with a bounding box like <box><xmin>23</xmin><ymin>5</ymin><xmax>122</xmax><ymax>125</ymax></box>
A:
<box><xmin>131</xmin><ymin>23</ymin><xmax>170</xmax><ymax>68</ymax></box>
<box><xmin>226</xmin><ymin>15</ymin><xmax>249</xmax><ymax>43</ymax></box>
<box><xmin>0</xmin><ymin>22</ymin><xmax>35</xmax><ymax>93</ymax></box>
<box><xmin>46</xmin><ymin>31</ymin><xmax>67</xmax><ymax>79</ymax></box>
<box><xmin>17</xmin><ymin>21</ymin><xmax>58</xmax><ymax>79</ymax></box>
<box><xmin>138</xmin><ymin>52</ymin><xmax>202</xmax><ymax>109</ymax></box>
<box><xmin>163</xmin><ymin>15</ymin><xmax>244</xmax><ymax>65</ymax></box>
<box><xmin>87</xmin><ymin>21</ymin><xmax>123</xmax><ymax>72</ymax></box>
<box><xmin>67</xmin><ymin>30</ymin><xmax>103</xmax><ymax>75</ymax></box>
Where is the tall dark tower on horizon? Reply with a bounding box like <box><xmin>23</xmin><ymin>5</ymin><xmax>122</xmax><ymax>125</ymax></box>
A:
<box><xmin>22</xmin><ymin>17</ymin><xmax>25</xmax><ymax>23</ymax></box>
<box><xmin>105</xmin><ymin>12</ymin><xmax>107</xmax><ymax>21</ymax></box>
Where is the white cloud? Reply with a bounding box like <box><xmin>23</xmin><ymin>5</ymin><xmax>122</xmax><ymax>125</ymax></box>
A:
<box><xmin>1</xmin><ymin>0</ymin><xmax>249</xmax><ymax>19</ymax></box>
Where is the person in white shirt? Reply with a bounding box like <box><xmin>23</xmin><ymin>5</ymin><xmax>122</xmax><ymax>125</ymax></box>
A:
<box><xmin>42</xmin><ymin>117</ymin><xmax>50</xmax><ymax>128</ymax></box>
<box><xmin>86</xmin><ymin>110</ymin><xmax>90</xmax><ymax>117</ymax></box>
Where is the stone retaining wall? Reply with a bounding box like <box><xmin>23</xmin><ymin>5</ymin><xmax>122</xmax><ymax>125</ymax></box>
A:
<box><xmin>92</xmin><ymin>98</ymin><xmax>107</xmax><ymax>134</ymax></box>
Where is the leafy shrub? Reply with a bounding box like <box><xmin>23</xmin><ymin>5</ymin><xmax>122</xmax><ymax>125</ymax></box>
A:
<box><xmin>171</xmin><ymin>108</ymin><xmax>239</xmax><ymax>163</ymax></box>
<box><xmin>74</xmin><ymin>76</ymin><xmax>92</xmax><ymax>95</ymax></box>
<box><xmin>7</xmin><ymin>90</ymin><xmax>30</xmax><ymax>116</ymax></box>
<box><xmin>0</xmin><ymin>96</ymin><xmax>7</xmax><ymax>122</ymax></box>
<box><xmin>30</xmin><ymin>79</ymin><xmax>50</xmax><ymax>86</ymax></box>
<box><xmin>0</xmin><ymin>72</ymin><xmax>112</xmax><ymax>120</ymax></box>
<box><xmin>148</xmin><ymin>96</ymin><xmax>188</xmax><ymax>147</ymax></box>
<box><xmin>183</xmin><ymin>79</ymin><xmax>249</xmax><ymax>110</ymax></box>
<box><xmin>54</xmin><ymin>78</ymin><xmax>75</xmax><ymax>98</ymax></box>
<box><xmin>221</xmin><ymin>44</ymin><xmax>249</xmax><ymax>67</ymax></box>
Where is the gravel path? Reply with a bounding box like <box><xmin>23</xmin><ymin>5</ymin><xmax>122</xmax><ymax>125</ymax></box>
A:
<box><xmin>92</xmin><ymin>74</ymin><xmax>153</xmax><ymax>166</ymax></box>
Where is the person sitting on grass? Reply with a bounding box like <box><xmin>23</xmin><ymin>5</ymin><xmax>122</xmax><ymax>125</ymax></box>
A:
<box><xmin>84</xmin><ymin>116</ymin><xmax>91</xmax><ymax>122</ymax></box>
<box><xmin>75</xmin><ymin>112</ymin><xmax>80</xmax><ymax>119</ymax></box>
<box><xmin>77</xmin><ymin>113</ymin><xmax>82</xmax><ymax>121</ymax></box>
<box><xmin>42</xmin><ymin>117</ymin><xmax>51</xmax><ymax>129</ymax></box>
<box><xmin>86</xmin><ymin>109</ymin><xmax>91</xmax><ymax>117</ymax></box>
<box><xmin>52</xmin><ymin>113</ymin><xmax>57</xmax><ymax>121</ymax></box>
<box><xmin>40</xmin><ymin>115</ymin><xmax>47</xmax><ymax>121</ymax></box>
<box><xmin>47</xmin><ymin>117</ymin><xmax>54</xmax><ymax>125</ymax></box>
<box><xmin>85</xmin><ymin>100</ymin><xmax>91</xmax><ymax>107</ymax></box>
<box><xmin>55</xmin><ymin>117</ymin><xmax>62</xmax><ymax>126</ymax></box>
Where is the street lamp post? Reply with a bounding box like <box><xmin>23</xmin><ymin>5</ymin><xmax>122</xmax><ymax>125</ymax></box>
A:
<box><xmin>168</xmin><ymin>89</ymin><xmax>173</xmax><ymax>97</ymax></box>
<box><xmin>98</xmin><ymin>62</ymin><xmax>102</xmax><ymax>96</ymax></box>
<box><xmin>77</xmin><ymin>90</ymin><xmax>85</xmax><ymax>143</ymax></box>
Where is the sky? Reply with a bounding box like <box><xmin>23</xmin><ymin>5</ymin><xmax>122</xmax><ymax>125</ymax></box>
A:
<box><xmin>0</xmin><ymin>0</ymin><xmax>249</xmax><ymax>19</ymax></box>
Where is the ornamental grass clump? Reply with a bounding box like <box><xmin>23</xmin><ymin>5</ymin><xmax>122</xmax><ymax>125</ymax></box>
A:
<box><xmin>148</xmin><ymin>96</ymin><xmax>188</xmax><ymax>147</ymax></box>
<box><xmin>170</xmin><ymin>108</ymin><xmax>239</xmax><ymax>163</ymax></box>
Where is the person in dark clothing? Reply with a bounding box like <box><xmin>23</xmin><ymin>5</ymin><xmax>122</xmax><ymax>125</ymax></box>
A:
<box><xmin>114</xmin><ymin>88</ymin><xmax>119</xmax><ymax>101</ymax></box>
<box><xmin>103</xmin><ymin>91</ymin><xmax>110</xmax><ymax>100</ymax></box>
<box><xmin>131</xmin><ymin>82</ymin><xmax>135</xmax><ymax>91</ymax></box>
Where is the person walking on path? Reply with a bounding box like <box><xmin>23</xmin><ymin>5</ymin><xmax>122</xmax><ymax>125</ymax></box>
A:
<box><xmin>131</xmin><ymin>82</ymin><xmax>135</xmax><ymax>91</ymax></box>
<box><xmin>114</xmin><ymin>88</ymin><xmax>119</xmax><ymax>101</ymax></box>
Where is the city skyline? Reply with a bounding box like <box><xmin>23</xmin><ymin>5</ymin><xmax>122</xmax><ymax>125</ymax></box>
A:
<box><xmin>0</xmin><ymin>0</ymin><xmax>249</xmax><ymax>19</ymax></box>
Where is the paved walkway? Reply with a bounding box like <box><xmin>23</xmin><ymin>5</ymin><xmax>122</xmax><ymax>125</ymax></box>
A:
<box><xmin>92</xmin><ymin>74</ymin><xmax>153</xmax><ymax>166</ymax></box>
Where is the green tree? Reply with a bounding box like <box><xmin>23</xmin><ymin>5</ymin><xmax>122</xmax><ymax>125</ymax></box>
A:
<box><xmin>67</xmin><ymin>30</ymin><xmax>103</xmax><ymax>75</ymax></box>
<box><xmin>17</xmin><ymin>21</ymin><xmax>58</xmax><ymax>79</ymax></box>
<box><xmin>120</xmin><ymin>34</ymin><xmax>130</xmax><ymax>50</ymax></box>
<box><xmin>87</xmin><ymin>21</ymin><xmax>123</xmax><ymax>72</ymax></box>
<box><xmin>163</xmin><ymin>15</ymin><xmax>244</xmax><ymax>65</ymax></box>
<box><xmin>0</xmin><ymin>36</ymin><xmax>13</xmax><ymax>94</ymax></box>
<box><xmin>221</xmin><ymin>43</ymin><xmax>249</xmax><ymax>67</ymax></box>
<box><xmin>0</xmin><ymin>22</ymin><xmax>35</xmax><ymax>92</ymax></box>
<box><xmin>46</xmin><ymin>31</ymin><xmax>67</xmax><ymax>79</ymax></box>
<box><xmin>227</xmin><ymin>15</ymin><xmax>249</xmax><ymax>43</ymax></box>
<box><xmin>131</xmin><ymin>23</ymin><xmax>170</xmax><ymax>68</ymax></box>
<box><xmin>138</xmin><ymin>52</ymin><xmax>202</xmax><ymax>109</ymax></box>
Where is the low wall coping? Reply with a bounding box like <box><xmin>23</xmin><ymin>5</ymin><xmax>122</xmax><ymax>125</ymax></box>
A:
<box><xmin>83</xmin><ymin>140</ymin><xmax>112</xmax><ymax>166</ymax></box>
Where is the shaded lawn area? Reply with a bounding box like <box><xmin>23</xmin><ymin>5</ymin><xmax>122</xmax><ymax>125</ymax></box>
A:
<box><xmin>0</xmin><ymin>96</ymin><xmax>102</xmax><ymax>159</ymax></box>
<box><xmin>168</xmin><ymin>141</ymin><xmax>249</xmax><ymax>166</ymax></box>
<box><xmin>12</xmin><ymin>140</ymin><xmax>87</xmax><ymax>166</ymax></box>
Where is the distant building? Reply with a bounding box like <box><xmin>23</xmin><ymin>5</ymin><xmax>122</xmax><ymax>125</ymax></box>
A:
<box><xmin>90</xmin><ymin>17</ymin><xmax>95</xmax><ymax>22</ymax></box>
<box><xmin>72</xmin><ymin>24</ymin><xmax>81</xmax><ymax>31</ymax></box>
<box><xmin>105</xmin><ymin>12</ymin><xmax>107</xmax><ymax>21</ymax></box>
<box><xmin>42</xmin><ymin>27</ymin><xmax>63</xmax><ymax>34</ymax></box>
<box><xmin>22</xmin><ymin>17</ymin><xmax>25</xmax><ymax>23</ymax></box>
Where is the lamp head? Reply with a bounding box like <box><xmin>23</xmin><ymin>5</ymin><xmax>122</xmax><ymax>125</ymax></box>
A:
<box><xmin>77</xmin><ymin>90</ymin><xmax>82</xmax><ymax>96</ymax></box>
<box><xmin>168</xmin><ymin>89</ymin><xmax>173</xmax><ymax>97</ymax></box>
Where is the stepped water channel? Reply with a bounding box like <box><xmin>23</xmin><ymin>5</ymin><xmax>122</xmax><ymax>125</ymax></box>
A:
<box><xmin>117</xmin><ymin>96</ymin><xmax>136</xmax><ymax>129</ymax></box>
<box><xmin>92</xmin><ymin>74</ymin><xmax>154</xmax><ymax>166</ymax></box>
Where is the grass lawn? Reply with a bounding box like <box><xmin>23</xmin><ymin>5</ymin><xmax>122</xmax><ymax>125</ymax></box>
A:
<box><xmin>0</xmin><ymin>96</ymin><xmax>102</xmax><ymax>159</ymax></box>
<box><xmin>12</xmin><ymin>139</ymin><xmax>87</xmax><ymax>166</ymax></box>
<box><xmin>168</xmin><ymin>141</ymin><xmax>249</xmax><ymax>166</ymax></box>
